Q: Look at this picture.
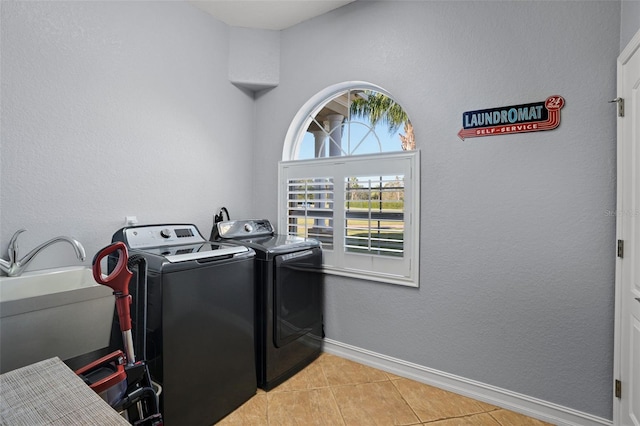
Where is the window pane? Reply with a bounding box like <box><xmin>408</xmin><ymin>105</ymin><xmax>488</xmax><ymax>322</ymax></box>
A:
<box><xmin>286</xmin><ymin>177</ymin><xmax>334</xmax><ymax>249</ymax></box>
<box><xmin>304</xmin><ymin>90</ymin><xmax>414</xmax><ymax>158</ymax></box>
<box><xmin>344</xmin><ymin>175</ymin><xmax>405</xmax><ymax>257</ymax></box>
<box><xmin>281</xmin><ymin>82</ymin><xmax>419</xmax><ymax>286</ymax></box>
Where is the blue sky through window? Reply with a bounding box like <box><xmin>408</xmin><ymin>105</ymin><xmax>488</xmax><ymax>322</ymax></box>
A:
<box><xmin>297</xmin><ymin>119</ymin><xmax>405</xmax><ymax>160</ymax></box>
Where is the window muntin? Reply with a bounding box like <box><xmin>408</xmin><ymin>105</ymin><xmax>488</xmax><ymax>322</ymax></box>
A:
<box><xmin>280</xmin><ymin>82</ymin><xmax>419</xmax><ymax>287</ymax></box>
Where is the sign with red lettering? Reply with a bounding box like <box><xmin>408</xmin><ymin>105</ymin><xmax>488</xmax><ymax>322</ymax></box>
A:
<box><xmin>457</xmin><ymin>95</ymin><xmax>565</xmax><ymax>140</ymax></box>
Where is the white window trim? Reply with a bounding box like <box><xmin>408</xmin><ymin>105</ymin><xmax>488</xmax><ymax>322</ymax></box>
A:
<box><xmin>279</xmin><ymin>82</ymin><xmax>420</xmax><ymax>288</ymax></box>
<box><xmin>279</xmin><ymin>152</ymin><xmax>420</xmax><ymax>288</ymax></box>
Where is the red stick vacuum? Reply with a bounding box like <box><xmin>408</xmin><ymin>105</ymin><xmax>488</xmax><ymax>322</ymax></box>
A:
<box><xmin>76</xmin><ymin>242</ymin><xmax>163</xmax><ymax>425</ymax></box>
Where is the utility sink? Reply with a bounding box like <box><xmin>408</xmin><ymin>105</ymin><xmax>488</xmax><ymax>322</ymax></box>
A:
<box><xmin>0</xmin><ymin>266</ymin><xmax>115</xmax><ymax>373</ymax></box>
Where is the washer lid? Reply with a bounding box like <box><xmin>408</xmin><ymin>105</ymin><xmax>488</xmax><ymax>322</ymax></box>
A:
<box><xmin>119</xmin><ymin>224</ymin><xmax>250</xmax><ymax>262</ymax></box>
<box><xmin>138</xmin><ymin>242</ymin><xmax>249</xmax><ymax>263</ymax></box>
<box><xmin>239</xmin><ymin>234</ymin><xmax>320</xmax><ymax>252</ymax></box>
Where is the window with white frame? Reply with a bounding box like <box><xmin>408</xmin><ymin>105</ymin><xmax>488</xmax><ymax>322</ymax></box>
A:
<box><xmin>279</xmin><ymin>82</ymin><xmax>420</xmax><ymax>287</ymax></box>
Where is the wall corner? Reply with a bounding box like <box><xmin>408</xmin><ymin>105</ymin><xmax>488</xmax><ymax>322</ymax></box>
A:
<box><xmin>229</xmin><ymin>27</ymin><xmax>280</xmax><ymax>91</ymax></box>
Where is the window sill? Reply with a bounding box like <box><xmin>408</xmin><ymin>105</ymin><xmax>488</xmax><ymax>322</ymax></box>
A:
<box><xmin>321</xmin><ymin>265</ymin><xmax>419</xmax><ymax>288</ymax></box>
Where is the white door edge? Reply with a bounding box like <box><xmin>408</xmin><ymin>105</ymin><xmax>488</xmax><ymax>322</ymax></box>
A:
<box><xmin>614</xmin><ymin>27</ymin><xmax>640</xmax><ymax>426</ymax></box>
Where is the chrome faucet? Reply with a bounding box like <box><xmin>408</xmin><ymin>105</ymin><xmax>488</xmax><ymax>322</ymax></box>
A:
<box><xmin>0</xmin><ymin>229</ymin><xmax>86</xmax><ymax>277</ymax></box>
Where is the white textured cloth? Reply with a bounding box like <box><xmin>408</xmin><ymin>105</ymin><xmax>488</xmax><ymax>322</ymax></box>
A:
<box><xmin>0</xmin><ymin>357</ymin><xmax>129</xmax><ymax>425</ymax></box>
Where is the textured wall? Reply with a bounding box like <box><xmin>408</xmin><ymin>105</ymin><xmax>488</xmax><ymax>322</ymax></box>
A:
<box><xmin>253</xmin><ymin>1</ymin><xmax>620</xmax><ymax>419</ymax></box>
<box><xmin>620</xmin><ymin>0</ymin><xmax>640</xmax><ymax>50</ymax></box>
<box><xmin>228</xmin><ymin>27</ymin><xmax>280</xmax><ymax>90</ymax></box>
<box><xmin>0</xmin><ymin>0</ymin><xmax>624</xmax><ymax>420</ymax></box>
<box><xmin>0</xmin><ymin>1</ymin><xmax>254</xmax><ymax>270</ymax></box>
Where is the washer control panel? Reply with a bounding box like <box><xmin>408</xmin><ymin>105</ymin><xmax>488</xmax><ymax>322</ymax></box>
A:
<box><xmin>123</xmin><ymin>224</ymin><xmax>206</xmax><ymax>249</ymax></box>
<box><xmin>216</xmin><ymin>219</ymin><xmax>274</xmax><ymax>239</ymax></box>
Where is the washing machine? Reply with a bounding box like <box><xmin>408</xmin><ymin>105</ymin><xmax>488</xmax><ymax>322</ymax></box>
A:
<box><xmin>110</xmin><ymin>223</ymin><xmax>256</xmax><ymax>426</ymax></box>
<box><xmin>211</xmin><ymin>219</ymin><xmax>323</xmax><ymax>391</ymax></box>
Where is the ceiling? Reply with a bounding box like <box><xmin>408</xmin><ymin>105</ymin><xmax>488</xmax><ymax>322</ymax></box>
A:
<box><xmin>189</xmin><ymin>0</ymin><xmax>356</xmax><ymax>31</ymax></box>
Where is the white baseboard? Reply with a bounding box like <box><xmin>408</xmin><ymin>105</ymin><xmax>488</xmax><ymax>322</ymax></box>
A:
<box><xmin>323</xmin><ymin>338</ymin><xmax>612</xmax><ymax>426</ymax></box>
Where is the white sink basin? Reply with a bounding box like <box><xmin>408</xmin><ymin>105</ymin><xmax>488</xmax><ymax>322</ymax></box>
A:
<box><xmin>1</xmin><ymin>266</ymin><xmax>100</xmax><ymax>302</ymax></box>
<box><xmin>0</xmin><ymin>266</ymin><xmax>115</xmax><ymax>373</ymax></box>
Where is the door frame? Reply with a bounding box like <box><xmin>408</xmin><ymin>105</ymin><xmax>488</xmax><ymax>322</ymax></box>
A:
<box><xmin>614</xmin><ymin>28</ymin><xmax>640</xmax><ymax>426</ymax></box>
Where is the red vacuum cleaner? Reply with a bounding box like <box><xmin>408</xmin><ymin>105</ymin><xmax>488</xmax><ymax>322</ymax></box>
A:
<box><xmin>75</xmin><ymin>242</ymin><xmax>163</xmax><ymax>425</ymax></box>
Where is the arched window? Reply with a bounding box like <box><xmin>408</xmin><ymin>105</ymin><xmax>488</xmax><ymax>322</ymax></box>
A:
<box><xmin>279</xmin><ymin>82</ymin><xmax>420</xmax><ymax>287</ymax></box>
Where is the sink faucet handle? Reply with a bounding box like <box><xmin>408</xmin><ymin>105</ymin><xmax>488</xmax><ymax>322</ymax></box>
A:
<box><xmin>8</xmin><ymin>229</ymin><xmax>27</xmax><ymax>263</ymax></box>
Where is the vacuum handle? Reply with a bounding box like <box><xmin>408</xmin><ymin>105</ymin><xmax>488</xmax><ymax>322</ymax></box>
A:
<box><xmin>93</xmin><ymin>242</ymin><xmax>132</xmax><ymax>294</ymax></box>
<box><xmin>92</xmin><ymin>242</ymin><xmax>133</xmax><ymax>332</ymax></box>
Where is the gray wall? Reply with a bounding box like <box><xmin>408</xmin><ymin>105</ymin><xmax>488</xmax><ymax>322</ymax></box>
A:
<box><xmin>253</xmin><ymin>1</ymin><xmax>620</xmax><ymax>419</ymax></box>
<box><xmin>0</xmin><ymin>0</ymin><xmax>629</xmax><ymax>421</ymax></box>
<box><xmin>0</xmin><ymin>1</ymin><xmax>254</xmax><ymax>269</ymax></box>
<box><xmin>620</xmin><ymin>0</ymin><xmax>640</xmax><ymax>50</ymax></box>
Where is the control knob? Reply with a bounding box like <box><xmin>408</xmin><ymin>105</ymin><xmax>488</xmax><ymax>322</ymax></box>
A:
<box><xmin>160</xmin><ymin>228</ymin><xmax>172</xmax><ymax>239</ymax></box>
<box><xmin>244</xmin><ymin>223</ymin><xmax>253</xmax><ymax>233</ymax></box>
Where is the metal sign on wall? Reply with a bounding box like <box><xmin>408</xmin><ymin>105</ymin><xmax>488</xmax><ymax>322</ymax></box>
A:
<box><xmin>457</xmin><ymin>95</ymin><xmax>565</xmax><ymax>140</ymax></box>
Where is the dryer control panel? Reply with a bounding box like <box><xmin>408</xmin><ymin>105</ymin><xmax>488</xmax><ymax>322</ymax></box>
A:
<box><xmin>214</xmin><ymin>219</ymin><xmax>274</xmax><ymax>239</ymax></box>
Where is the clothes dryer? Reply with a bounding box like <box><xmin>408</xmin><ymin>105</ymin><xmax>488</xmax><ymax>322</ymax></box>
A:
<box><xmin>212</xmin><ymin>219</ymin><xmax>323</xmax><ymax>391</ymax></box>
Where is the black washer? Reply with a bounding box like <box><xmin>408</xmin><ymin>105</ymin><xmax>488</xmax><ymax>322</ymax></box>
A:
<box><xmin>111</xmin><ymin>224</ymin><xmax>256</xmax><ymax>426</ymax></box>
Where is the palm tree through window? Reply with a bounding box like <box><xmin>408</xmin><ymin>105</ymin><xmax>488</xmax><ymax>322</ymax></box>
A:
<box><xmin>297</xmin><ymin>90</ymin><xmax>414</xmax><ymax>159</ymax></box>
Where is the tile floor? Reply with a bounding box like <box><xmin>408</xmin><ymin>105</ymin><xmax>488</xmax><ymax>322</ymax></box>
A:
<box><xmin>216</xmin><ymin>353</ymin><xmax>554</xmax><ymax>425</ymax></box>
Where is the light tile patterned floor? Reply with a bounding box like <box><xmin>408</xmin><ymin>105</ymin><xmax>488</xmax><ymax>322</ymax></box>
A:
<box><xmin>216</xmin><ymin>353</ymin><xmax>554</xmax><ymax>425</ymax></box>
